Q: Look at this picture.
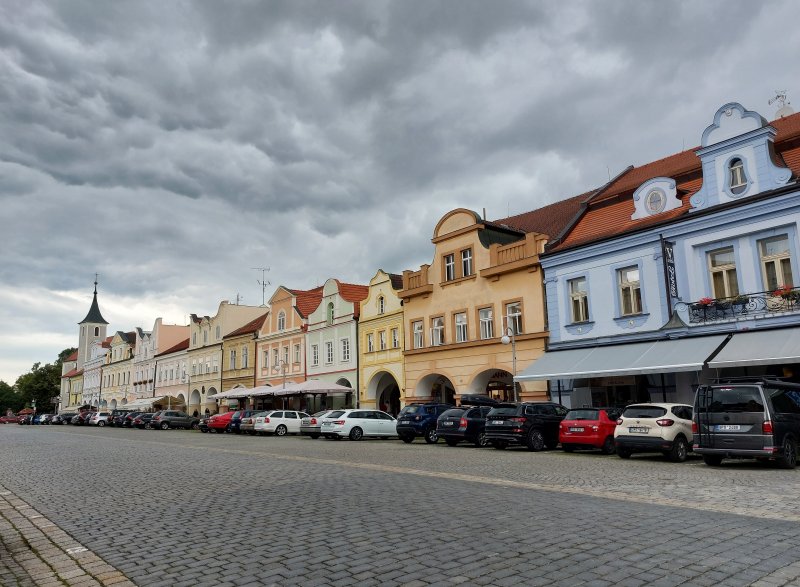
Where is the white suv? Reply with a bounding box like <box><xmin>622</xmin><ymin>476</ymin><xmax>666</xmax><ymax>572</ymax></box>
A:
<box><xmin>614</xmin><ymin>403</ymin><xmax>693</xmax><ymax>462</ymax></box>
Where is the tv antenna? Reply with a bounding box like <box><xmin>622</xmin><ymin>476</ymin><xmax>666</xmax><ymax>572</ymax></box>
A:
<box><xmin>252</xmin><ymin>267</ymin><xmax>270</xmax><ymax>306</ymax></box>
<box><xmin>234</xmin><ymin>292</ymin><xmax>244</xmax><ymax>305</ymax></box>
<box><xmin>769</xmin><ymin>91</ymin><xmax>794</xmax><ymax>118</ymax></box>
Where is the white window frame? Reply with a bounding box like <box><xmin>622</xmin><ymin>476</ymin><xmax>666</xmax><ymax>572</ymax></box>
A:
<box><xmin>392</xmin><ymin>328</ymin><xmax>399</xmax><ymax>349</ymax></box>
<box><xmin>341</xmin><ymin>338</ymin><xmax>350</xmax><ymax>362</ymax></box>
<box><xmin>455</xmin><ymin>312</ymin><xmax>468</xmax><ymax>343</ymax></box>
<box><xmin>729</xmin><ymin>158</ymin><xmax>747</xmax><ymax>195</ymax></box>
<box><xmin>378</xmin><ymin>296</ymin><xmax>385</xmax><ymax>314</ymax></box>
<box><xmin>311</xmin><ymin>344</ymin><xmax>319</xmax><ymax>366</ymax></box>
<box><xmin>367</xmin><ymin>333</ymin><xmax>374</xmax><ymax>353</ymax></box>
<box><xmin>479</xmin><ymin>307</ymin><xmax>493</xmax><ymax>339</ymax></box>
<box><xmin>325</xmin><ymin>341</ymin><xmax>334</xmax><ymax>364</ymax></box>
<box><xmin>413</xmin><ymin>321</ymin><xmax>424</xmax><ymax>349</ymax></box>
<box><xmin>618</xmin><ymin>266</ymin><xmax>642</xmax><ymax>316</ymax></box>
<box><xmin>505</xmin><ymin>302</ymin><xmax>522</xmax><ymax>335</ymax></box>
<box><xmin>277</xmin><ymin>311</ymin><xmax>286</xmax><ymax>331</ymax></box>
<box><xmin>293</xmin><ymin>344</ymin><xmax>301</xmax><ymax>364</ymax></box>
<box><xmin>461</xmin><ymin>249</ymin><xmax>473</xmax><ymax>277</ymax></box>
<box><xmin>379</xmin><ymin>330</ymin><xmax>387</xmax><ymax>350</ymax></box>
<box><xmin>708</xmin><ymin>247</ymin><xmax>739</xmax><ymax>298</ymax></box>
<box><xmin>759</xmin><ymin>235</ymin><xmax>793</xmax><ymax>292</ymax></box>
<box><xmin>444</xmin><ymin>254</ymin><xmax>455</xmax><ymax>281</ymax></box>
<box><xmin>230</xmin><ymin>349</ymin><xmax>236</xmax><ymax>370</ymax></box>
<box><xmin>431</xmin><ymin>317</ymin><xmax>444</xmax><ymax>346</ymax></box>
<box><xmin>568</xmin><ymin>278</ymin><xmax>590</xmax><ymax>323</ymax></box>
<box><xmin>242</xmin><ymin>347</ymin><xmax>249</xmax><ymax>369</ymax></box>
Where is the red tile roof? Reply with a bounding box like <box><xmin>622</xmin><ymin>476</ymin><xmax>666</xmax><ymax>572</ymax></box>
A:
<box><xmin>61</xmin><ymin>368</ymin><xmax>83</xmax><ymax>378</ymax></box>
<box><xmin>156</xmin><ymin>337</ymin><xmax>190</xmax><ymax>357</ymax></box>
<box><xmin>337</xmin><ymin>281</ymin><xmax>369</xmax><ymax>304</ymax></box>
<box><xmin>225</xmin><ymin>313</ymin><xmax>268</xmax><ymax>338</ymax></box>
<box><xmin>490</xmin><ymin>190</ymin><xmax>593</xmax><ymax>240</ymax></box>
<box><xmin>293</xmin><ymin>286</ymin><xmax>324</xmax><ymax>318</ymax></box>
<box><xmin>65</xmin><ymin>351</ymin><xmax>78</xmax><ymax>362</ymax></box>
<box><xmin>549</xmin><ymin>110</ymin><xmax>800</xmax><ymax>252</ymax></box>
<box><xmin>388</xmin><ymin>273</ymin><xmax>404</xmax><ymax>290</ymax></box>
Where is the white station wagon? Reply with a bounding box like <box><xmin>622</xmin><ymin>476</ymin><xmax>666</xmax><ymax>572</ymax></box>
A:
<box><xmin>320</xmin><ymin>409</ymin><xmax>398</xmax><ymax>440</ymax></box>
<box><xmin>253</xmin><ymin>410</ymin><xmax>310</xmax><ymax>436</ymax></box>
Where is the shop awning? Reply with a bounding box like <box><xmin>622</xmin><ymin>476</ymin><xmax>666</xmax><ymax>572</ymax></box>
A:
<box><xmin>516</xmin><ymin>335</ymin><xmax>728</xmax><ymax>381</ymax></box>
<box><xmin>708</xmin><ymin>328</ymin><xmax>800</xmax><ymax>369</ymax></box>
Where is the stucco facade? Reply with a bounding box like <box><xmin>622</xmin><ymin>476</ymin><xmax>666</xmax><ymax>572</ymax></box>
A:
<box><xmin>101</xmin><ymin>331</ymin><xmax>135</xmax><ymax>409</ymax></box>
<box><xmin>358</xmin><ymin>270</ymin><xmax>404</xmax><ymax>414</ymax></box>
<box><xmin>132</xmin><ymin>319</ymin><xmax>189</xmax><ymax>401</ymax></box>
<box><xmin>154</xmin><ymin>338</ymin><xmax>190</xmax><ymax>413</ymax></box>
<box><xmin>222</xmin><ymin>312</ymin><xmax>268</xmax><ymax>394</ymax></box>
<box><xmin>400</xmin><ymin>209</ymin><xmax>553</xmax><ymax>404</ymax></box>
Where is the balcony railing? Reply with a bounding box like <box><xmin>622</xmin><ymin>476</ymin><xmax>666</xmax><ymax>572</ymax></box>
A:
<box><xmin>685</xmin><ymin>286</ymin><xmax>800</xmax><ymax>324</ymax></box>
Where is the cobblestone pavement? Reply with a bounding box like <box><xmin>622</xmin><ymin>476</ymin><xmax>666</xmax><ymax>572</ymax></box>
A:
<box><xmin>2</xmin><ymin>425</ymin><xmax>800</xmax><ymax>586</ymax></box>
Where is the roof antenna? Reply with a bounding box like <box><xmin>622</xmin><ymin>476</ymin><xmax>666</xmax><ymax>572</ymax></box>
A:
<box><xmin>769</xmin><ymin>90</ymin><xmax>794</xmax><ymax>118</ymax></box>
<box><xmin>607</xmin><ymin>166</ymin><xmax>611</xmax><ymax>181</ymax></box>
<box><xmin>234</xmin><ymin>292</ymin><xmax>244</xmax><ymax>305</ymax></box>
<box><xmin>252</xmin><ymin>267</ymin><xmax>270</xmax><ymax>306</ymax></box>
<box><xmin>483</xmin><ymin>207</ymin><xmax>487</xmax><ymax>220</ymax></box>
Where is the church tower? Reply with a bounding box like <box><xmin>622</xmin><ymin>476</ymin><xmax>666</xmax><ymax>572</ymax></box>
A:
<box><xmin>78</xmin><ymin>277</ymin><xmax>109</xmax><ymax>370</ymax></box>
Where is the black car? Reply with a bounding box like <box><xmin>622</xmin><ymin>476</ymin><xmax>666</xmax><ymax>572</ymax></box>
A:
<box><xmin>229</xmin><ymin>410</ymin><xmax>258</xmax><ymax>434</ymax></box>
<box><xmin>133</xmin><ymin>413</ymin><xmax>157</xmax><ymax>429</ymax></box>
<box><xmin>122</xmin><ymin>412</ymin><xmax>141</xmax><ymax>428</ymax></box>
<box><xmin>694</xmin><ymin>378</ymin><xmax>800</xmax><ymax>468</ymax></box>
<box><xmin>436</xmin><ymin>404</ymin><xmax>495</xmax><ymax>447</ymax></box>
<box><xmin>71</xmin><ymin>412</ymin><xmax>94</xmax><ymax>426</ymax></box>
<box><xmin>108</xmin><ymin>410</ymin><xmax>132</xmax><ymax>427</ymax></box>
<box><xmin>396</xmin><ymin>403</ymin><xmax>454</xmax><ymax>444</ymax></box>
<box><xmin>485</xmin><ymin>402</ymin><xmax>569</xmax><ymax>451</ymax></box>
<box><xmin>52</xmin><ymin>413</ymin><xmax>76</xmax><ymax>425</ymax></box>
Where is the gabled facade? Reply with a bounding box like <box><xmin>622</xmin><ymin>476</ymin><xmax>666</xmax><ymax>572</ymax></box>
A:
<box><xmin>187</xmin><ymin>301</ymin><xmax>266</xmax><ymax>414</ymax></box>
<box><xmin>222</xmin><ymin>313</ymin><xmax>268</xmax><ymax>393</ymax></box>
<box><xmin>132</xmin><ymin>318</ymin><xmax>190</xmax><ymax>400</ymax></box>
<box><xmin>154</xmin><ymin>338</ymin><xmax>191</xmax><ymax>413</ymax></box>
<box><xmin>82</xmin><ymin>336</ymin><xmax>111</xmax><ymax>407</ymax></box>
<box><xmin>358</xmin><ymin>270</ymin><xmax>404</xmax><ymax>414</ymax></box>
<box><xmin>255</xmin><ymin>286</ymin><xmax>322</xmax><ymax>392</ymax></box>
<box><xmin>521</xmin><ymin>103</ymin><xmax>800</xmax><ymax>406</ymax></box>
<box><xmin>305</xmin><ymin>279</ymin><xmax>368</xmax><ymax>409</ymax></box>
<box><xmin>399</xmin><ymin>203</ymin><xmax>582</xmax><ymax>404</ymax></box>
<box><xmin>60</xmin><ymin>350</ymin><xmax>80</xmax><ymax>409</ymax></box>
<box><xmin>101</xmin><ymin>331</ymin><xmax>136</xmax><ymax>409</ymax></box>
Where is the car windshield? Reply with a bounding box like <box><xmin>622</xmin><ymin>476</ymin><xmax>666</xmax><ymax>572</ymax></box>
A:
<box><xmin>399</xmin><ymin>406</ymin><xmax>421</xmax><ymax>415</ymax></box>
<box><xmin>565</xmin><ymin>409</ymin><xmax>599</xmax><ymax>421</ymax></box>
<box><xmin>326</xmin><ymin>411</ymin><xmax>345</xmax><ymax>419</ymax></box>
<box><xmin>488</xmin><ymin>404</ymin><xmax>519</xmax><ymax>416</ymax></box>
<box><xmin>701</xmin><ymin>386</ymin><xmax>764</xmax><ymax>413</ymax></box>
<box><xmin>441</xmin><ymin>409</ymin><xmax>466</xmax><ymax>418</ymax></box>
<box><xmin>622</xmin><ymin>405</ymin><xmax>667</xmax><ymax>419</ymax></box>
<box><xmin>312</xmin><ymin>411</ymin><xmax>329</xmax><ymax>417</ymax></box>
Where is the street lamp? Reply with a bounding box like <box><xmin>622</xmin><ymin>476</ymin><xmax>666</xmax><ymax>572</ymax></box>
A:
<box><xmin>500</xmin><ymin>312</ymin><xmax>521</xmax><ymax>402</ymax></box>
<box><xmin>272</xmin><ymin>359</ymin><xmax>288</xmax><ymax>409</ymax></box>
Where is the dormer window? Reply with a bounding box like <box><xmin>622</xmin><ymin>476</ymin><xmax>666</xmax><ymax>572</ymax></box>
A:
<box><xmin>327</xmin><ymin>302</ymin><xmax>335</xmax><ymax>325</ymax></box>
<box><xmin>378</xmin><ymin>296</ymin><xmax>385</xmax><ymax>314</ymax></box>
<box><xmin>729</xmin><ymin>158</ymin><xmax>747</xmax><ymax>195</ymax></box>
<box><xmin>645</xmin><ymin>189</ymin><xmax>666</xmax><ymax>214</ymax></box>
<box><xmin>277</xmin><ymin>311</ymin><xmax>286</xmax><ymax>331</ymax></box>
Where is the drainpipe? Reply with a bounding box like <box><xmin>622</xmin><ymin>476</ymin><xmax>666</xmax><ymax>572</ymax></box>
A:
<box><xmin>354</xmin><ymin>313</ymin><xmax>360</xmax><ymax>409</ymax></box>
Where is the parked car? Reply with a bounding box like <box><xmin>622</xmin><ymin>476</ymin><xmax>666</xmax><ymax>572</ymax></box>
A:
<box><xmin>71</xmin><ymin>412</ymin><xmax>94</xmax><ymax>426</ymax></box>
<box><xmin>52</xmin><ymin>413</ymin><xmax>76</xmax><ymax>425</ymax></box>
<box><xmin>229</xmin><ymin>410</ymin><xmax>259</xmax><ymax>434</ymax></box>
<box><xmin>614</xmin><ymin>403</ymin><xmax>693</xmax><ymax>462</ymax></box>
<box><xmin>207</xmin><ymin>411</ymin><xmax>237</xmax><ymax>433</ymax></box>
<box><xmin>239</xmin><ymin>412</ymin><xmax>263</xmax><ymax>435</ymax></box>
<box><xmin>122</xmin><ymin>412</ymin><xmax>141</xmax><ymax>428</ymax></box>
<box><xmin>32</xmin><ymin>414</ymin><xmax>45</xmax><ymax>424</ymax></box>
<box><xmin>320</xmin><ymin>409</ymin><xmax>398</xmax><ymax>440</ymax></box>
<box><xmin>133</xmin><ymin>413</ymin><xmax>157</xmax><ymax>429</ymax></box>
<box><xmin>436</xmin><ymin>404</ymin><xmax>495</xmax><ymax>447</ymax></box>
<box><xmin>559</xmin><ymin>407</ymin><xmax>622</xmax><ymax>454</ymax></box>
<box><xmin>300</xmin><ymin>410</ymin><xmax>338</xmax><ymax>439</ymax></box>
<box><xmin>396</xmin><ymin>403</ymin><xmax>453</xmax><ymax>444</ymax></box>
<box><xmin>198</xmin><ymin>414</ymin><xmax>212</xmax><ymax>433</ymax></box>
<box><xmin>40</xmin><ymin>414</ymin><xmax>55</xmax><ymax>425</ymax></box>
<box><xmin>0</xmin><ymin>414</ymin><xmax>19</xmax><ymax>424</ymax></box>
<box><xmin>485</xmin><ymin>402</ymin><xmax>569</xmax><ymax>451</ymax></box>
<box><xmin>254</xmin><ymin>410</ymin><xmax>311</xmax><ymax>436</ymax></box>
<box><xmin>151</xmin><ymin>410</ymin><xmax>200</xmax><ymax>430</ymax></box>
<box><xmin>694</xmin><ymin>379</ymin><xmax>800</xmax><ymax>468</ymax></box>
<box><xmin>18</xmin><ymin>415</ymin><xmax>33</xmax><ymax>425</ymax></box>
<box><xmin>89</xmin><ymin>412</ymin><xmax>111</xmax><ymax>426</ymax></box>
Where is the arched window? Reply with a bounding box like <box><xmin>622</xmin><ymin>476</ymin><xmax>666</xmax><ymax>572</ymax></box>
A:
<box><xmin>277</xmin><ymin>311</ymin><xmax>286</xmax><ymax>331</ymax></box>
<box><xmin>378</xmin><ymin>296</ymin><xmax>385</xmax><ymax>314</ymax></box>
<box><xmin>729</xmin><ymin>158</ymin><xmax>747</xmax><ymax>195</ymax></box>
<box><xmin>94</xmin><ymin>327</ymin><xmax>99</xmax><ymax>336</ymax></box>
<box><xmin>327</xmin><ymin>302</ymin><xmax>335</xmax><ymax>325</ymax></box>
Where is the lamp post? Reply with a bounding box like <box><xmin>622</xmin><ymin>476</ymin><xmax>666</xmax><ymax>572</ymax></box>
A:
<box><xmin>272</xmin><ymin>359</ymin><xmax>288</xmax><ymax>409</ymax></box>
<box><xmin>500</xmin><ymin>312</ymin><xmax>521</xmax><ymax>402</ymax></box>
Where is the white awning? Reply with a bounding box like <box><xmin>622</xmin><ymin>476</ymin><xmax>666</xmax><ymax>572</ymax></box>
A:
<box><xmin>516</xmin><ymin>335</ymin><xmax>729</xmax><ymax>381</ymax></box>
<box><xmin>708</xmin><ymin>328</ymin><xmax>800</xmax><ymax>369</ymax></box>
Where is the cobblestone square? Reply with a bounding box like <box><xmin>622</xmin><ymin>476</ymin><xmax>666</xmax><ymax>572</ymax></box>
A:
<box><xmin>2</xmin><ymin>425</ymin><xmax>800</xmax><ymax>586</ymax></box>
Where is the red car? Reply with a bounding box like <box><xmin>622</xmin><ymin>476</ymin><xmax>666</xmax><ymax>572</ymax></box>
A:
<box><xmin>207</xmin><ymin>411</ymin><xmax>237</xmax><ymax>433</ymax></box>
<box><xmin>559</xmin><ymin>407</ymin><xmax>622</xmax><ymax>454</ymax></box>
<box><xmin>0</xmin><ymin>414</ymin><xmax>20</xmax><ymax>424</ymax></box>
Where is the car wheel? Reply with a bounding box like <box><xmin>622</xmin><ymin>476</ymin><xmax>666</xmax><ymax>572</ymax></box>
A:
<box><xmin>400</xmin><ymin>434</ymin><xmax>414</xmax><ymax>444</ymax></box>
<box><xmin>349</xmin><ymin>427</ymin><xmax>363</xmax><ymax>441</ymax></box>
<box><xmin>617</xmin><ymin>447</ymin><xmax>632</xmax><ymax>459</ymax></box>
<box><xmin>491</xmin><ymin>440</ymin><xmax>508</xmax><ymax>450</ymax></box>
<box><xmin>562</xmin><ymin>443</ymin><xmax>575</xmax><ymax>453</ymax></box>
<box><xmin>160</xmin><ymin>422</ymin><xmax>170</xmax><ymax>430</ymax></box>
<box><xmin>200</xmin><ymin>428</ymin><xmax>208</xmax><ymax>433</ymax></box>
<box><xmin>777</xmin><ymin>436</ymin><xmax>798</xmax><ymax>469</ymax></box>
<box><xmin>601</xmin><ymin>436</ymin><xmax>616</xmax><ymax>455</ymax></box>
<box><xmin>474</xmin><ymin>432</ymin><xmax>489</xmax><ymax>448</ymax></box>
<box><xmin>668</xmin><ymin>436</ymin><xmax>688</xmax><ymax>463</ymax></box>
<box><xmin>424</xmin><ymin>427</ymin><xmax>438</xmax><ymax>444</ymax></box>
<box><xmin>310</xmin><ymin>434</ymin><xmax>320</xmax><ymax>439</ymax></box>
<box><xmin>191</xmin><ymin>422</ymin><xmax>200</xmax><ymax>430</ymax></box>
<box><xmin>275</xmin><ymin>425</ymin><xmax>288</xmax><ymax>437</ymax></box>
<box><xmin>97</xmin><ymin>421</ymin><xmax>105</xmax><ymax>427</ymax></box>
<box><xmin>526</xmin><ymin>429</ymin><xmax>545</xmax><ymax>452</ymax></box>
<box><xmin>703</xmin><ymin>455</ymin><xmax>723</xmax><ymax>466</ymax></box>
<box><xmin>445</xmin><ymin>438</ymin><xmax>459</xmax><ymax>447</ymax></box>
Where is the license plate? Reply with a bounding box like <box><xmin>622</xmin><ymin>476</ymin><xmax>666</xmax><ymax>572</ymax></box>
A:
<box><xmin>569</xmin><ymin>427</ymin><xmax>584</xmax><ymax>432</ymax></box>
<box><xmin>716</xmin><ymin>424</ymin><xmax>741</xmax><ymax>432</ymax></box>
<box><xmin>629</xmin><ymin>426</ymin><xmax>649</xmax><ymax>434</ymax></box>
<box><xmin>322</xmin><ymin>422</ymin><xmax>331</xmax><ymax>426</ymax></box>
<box><xmin>491</xmin><ymin>420</ymin><xmax>504</xmax><ymax>425</ymax></box>
<box><xmin>443</xmin><ymin>421</ymin><xmax>454</xmax><ymax>426</ymax></box>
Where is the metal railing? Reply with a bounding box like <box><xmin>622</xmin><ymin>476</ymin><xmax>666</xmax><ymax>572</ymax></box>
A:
<box><xmin>685</xmin><ymin>286</ymin><xmax>800</xmax><ymax>323</ymax></box>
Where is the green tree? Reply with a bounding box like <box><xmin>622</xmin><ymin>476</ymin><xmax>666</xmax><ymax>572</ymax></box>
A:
<box><xmin>14</xmin><ymin>347</ymin><xmax>75</xmax><ymax>413</ymax></box>
<box><xmin>0</xmin><ymin>380</ymin><xmax>24</xmax><ymax>414</ymax></box>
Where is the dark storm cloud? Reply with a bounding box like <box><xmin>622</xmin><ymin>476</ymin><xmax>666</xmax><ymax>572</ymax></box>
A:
<box><xmin>0</xmin><ymin>0</ymin><xmax>797</xmax><ymax>383</ymax></box>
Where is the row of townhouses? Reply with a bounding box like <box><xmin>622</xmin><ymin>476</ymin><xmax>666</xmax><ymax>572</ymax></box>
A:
<box><xmin>60</xmin><ymin>102</ymin><xmax>800</xmax><ymax>416</ymax></box>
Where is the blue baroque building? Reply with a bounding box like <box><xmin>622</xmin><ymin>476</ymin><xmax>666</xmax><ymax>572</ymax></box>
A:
<box><xmin>518</xmin><ymin>103</ymin><xmax>800</xmax><ymax>407</ymax></box>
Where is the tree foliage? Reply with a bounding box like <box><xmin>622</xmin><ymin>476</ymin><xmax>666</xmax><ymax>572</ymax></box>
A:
<box><xmin>0</xmin><ymin>380</ymin><xmax>23</xmax><ymax>414</ymax></box>
<box><xmin>5</xmin><ymin>347</ymin><xmax>76</xmax><ymax>414</ymax></box>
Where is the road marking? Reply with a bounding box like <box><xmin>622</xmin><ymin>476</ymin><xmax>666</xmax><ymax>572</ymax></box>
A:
<box><xmin>39</xmin><ymin>429</ymin><xmax>800</xmax><ymax>523</ymax></box>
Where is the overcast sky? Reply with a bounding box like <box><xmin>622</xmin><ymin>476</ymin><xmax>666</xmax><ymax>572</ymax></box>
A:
<box><xmin>0</xmin><ymin>0</ymin><xmax>797</xmax><ymax>385</ymax></box>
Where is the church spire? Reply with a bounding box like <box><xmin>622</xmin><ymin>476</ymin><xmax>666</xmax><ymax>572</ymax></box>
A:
<box><xmin>79</xmin><ymin>275</ymin><xmax>109</xmax><ymax>325</ymax></box>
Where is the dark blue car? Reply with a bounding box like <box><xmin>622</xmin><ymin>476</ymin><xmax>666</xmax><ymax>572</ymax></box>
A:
<box><xmin>396</xmin><ymin>403</ymin><xmax>453</xmax><ymax>444</ymax></box>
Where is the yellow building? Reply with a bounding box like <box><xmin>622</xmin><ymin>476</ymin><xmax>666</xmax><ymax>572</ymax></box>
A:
<box><xmin>101</xmin><ymin>331</ymin><xmax>135</xmax><ymax>409</ymax></box>
<box><xmin>221</xmin><ymin>312</ymin><xmax>269</xmax><ymax>405</ymax></box>
<box><xmin>358</xmin><ymin>270</ymin><xmax>405</xmax><ymax>414</ymax></box>
<box><xmin>400</xmin><ymin>202</ymin><xmax>582</xmax><ymax>404</ymax></box>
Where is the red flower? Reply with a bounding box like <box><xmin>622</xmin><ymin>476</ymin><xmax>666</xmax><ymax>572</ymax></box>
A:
<box><xmin>698</xmin><ymin>297</ymin><xmax>714</xmax><ymax>306</ymax></box>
